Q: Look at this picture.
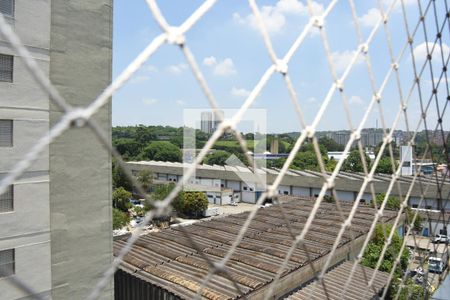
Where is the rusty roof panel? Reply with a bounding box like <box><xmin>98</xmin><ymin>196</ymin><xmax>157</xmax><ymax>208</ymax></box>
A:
<box><xmin>115</xmin><ymin>198</ymin><xmax>398</xmax><ymax>299</ymax></box>
<box><xmin>286</xmin><ymin>262</ymin><xmax>390</xmax><ymax>300</ymax></box>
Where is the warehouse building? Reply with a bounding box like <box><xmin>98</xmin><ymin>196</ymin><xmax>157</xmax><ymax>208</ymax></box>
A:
<box><xmin>114</xmin><ymin>197</ymin><xmax>400</xmax><ymax>300</ymax></box>
<box><xmin>126</xmin><ymin>160</ymin><xmax>450</xmax><ymax>211</ymax></box>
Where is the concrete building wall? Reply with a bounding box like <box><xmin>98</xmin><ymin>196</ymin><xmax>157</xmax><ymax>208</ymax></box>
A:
<box><xmin>277</xmin><ymin>185</ymin><xmax>290</xmax><ymax>195</ymax></box>
<box><xmin>0</xmin><ymin>239</ymin><xmax>52</xmax><ymax>300</ymax></box>
<box><xmin>48</xmin><ymin>1</ymin><xmax>113</xmax><ymax>299</ymax></box>
<box><xmin>0</xmin><ymin>0</ymin><xmax>52</xmax><ymax>299</ymax></box>
<box><xmin>335</xmin><ymin>190</ymin><xmax>355</xmax><ymax>202</ymax></box>
<box><xmin>292</xmin><ymin>187</ymin><xmax>310</xmax><ymax>197</ymax></box>
<box><xmin>226</xmin><ymin>180</ymin><xmax>241</xmax><ymax>191</ymax></box>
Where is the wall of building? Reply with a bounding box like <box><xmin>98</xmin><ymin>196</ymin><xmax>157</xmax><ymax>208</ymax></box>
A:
<box><xmin>48</xmin><ymin>1</ymin><xmax>113</xmax><ymax>299</ymax></box>
<box><xmin>0</xmin><ymin>0</ymin><xmax>52</xmax><ymax>298</ymax></box>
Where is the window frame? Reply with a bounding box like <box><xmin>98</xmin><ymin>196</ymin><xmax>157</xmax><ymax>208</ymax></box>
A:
<box><xmin>0</xmin><ymin>248</ymin><xmax>15</xmax><ymax>278</ymax></box>
<box><xmin>0</xmin><ymin>119</ymin><xmax>13</xmax><ymax>147</ymax></box>
<box><xmin>0</xmin><ymin>185</ymin><xmax>13</xmax><ymax>213</ymax></box>
<box><xmin>0</xmin><ymin>0</ymin><xmax>15</xmax><ymax>18</ymax></box>
<box><xmin>0</xmin><ymin>53</ymin><xmax>14</xmax><ymax>82</ymax></box>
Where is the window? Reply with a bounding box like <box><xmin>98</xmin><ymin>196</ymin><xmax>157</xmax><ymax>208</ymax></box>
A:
<box><xmin>0</xmin><ymin>0</ymin><xmax>14</xmax><ymax>17</ymax></box>
<box><xmin>0</xmin><ymin>249</ymin><xmax>14</xmax><ymax>277</ymax></box>
<box><xmin>0</xmin><ymin>54</ymin><xmax>13</xmax><ymax>82</ymax></box>
<box><xmin>283</xmin><ymin>191</ymin><xmax>289</xmax><ymax>195</ymax></box>
<box><xmin>0</xmin><ymin>120</ymin><xmax>13</xmax><ymax>147</ymax></box>
<box><xmin>426</xmin><ymin>205</ymin><xmax>432</xmax><ymax>210</ymax></box>
<box><xmin>0</xmin><ymin>185</ymin><xmax>13</xmax><ymax>212</ymax></box>
<box><xmin>243</xmin><ymin>186</ymin><xmax>247</xmax><ymax>191</ymax></box>
<box><xmin>412</xmin><ymin>204</ymin><xmax>418</xmax><ymax>208</ymax></box>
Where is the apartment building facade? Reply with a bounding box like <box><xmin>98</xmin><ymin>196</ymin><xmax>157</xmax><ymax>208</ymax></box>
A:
<box><xmin>0</xmin><ymin>1</ymin><xmax>113</xmax><ymax>299</ymax></box>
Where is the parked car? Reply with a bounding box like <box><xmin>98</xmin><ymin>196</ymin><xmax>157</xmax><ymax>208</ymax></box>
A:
<box><xmin>432</xmin><ymin>234</ymin><xmax>449</xmax><ymax>244</ymax></box>
<box><xmin>428</xmin><ymin>251</ymin><xmax>449</xmax><ymax>273</ymax></box>
<box><xmin>130</xmin><ymin>199</ymin><xmax>141</xmax><ymax>206</ymax></box>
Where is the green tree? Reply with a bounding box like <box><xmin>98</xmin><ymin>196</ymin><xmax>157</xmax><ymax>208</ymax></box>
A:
<box><xmin>392</xmin><ymin>278</ymin><xmax>426</xmax><ymax>300</ymax></box>
<box><xmin>139</xmin><ymin>141</ymin><xmax>182</xmax><ymax>162</ymax></box>
<box><xmin>374</xmin><ymin>141</ymin><xmax>399</xmax><ymax>159</ymax></box>
<box><xmin>342</xmin><ymin>150</ymin><xmax>371</xmax><ymax>172</ymax></box>
<box><xmin>293</xmin><ymin>151</ymin><xmax>321</xmax><ymax>171</ymax></box>
<box><xmin>137</xmin><ymin>169</ymin><xmax>153</xmax><ymax>192</ymax></box>
<box><xmin>371</xmin><ymin>193</ymin><xmax>401</xmax><ymax>210</ymax></box>
<box><xmin>373</xmin><ymin>193</ymin><xmax>401</xmax><ymax>210</ymax></box>
<box><xmin>325</xmin><ymin>157</ymin><xmax>337</xmax><ymax>172</ymax></box>
<box><xmin>406</xmin><ymin>207</ymin><xmax>423</xmax><ymax>232</ymax></box>
<box><xmin>133</xmin><ymin>206</ymin><xmax>145</xmax><ymax>218</ymax></box>
<box><xmin>175</xmin><ymin>191</ymin><xmax>208</xmax><ymax>218</ymax></box>
<box><xmin>144</xmin><ymin>183</ymin><xmax>175</xmax><ymax>212</ymax></box>
<box><xmin>324</xmin><ymin>194</ymin><xmax>335</xmax><ymax>203</ymax></box>
<box><xmin>113</xmin><ymin>187</ymin><xmax>132</xmax><ymax>212</ymax></box>
<box><xmin>112</xmin><ymin>159</ymin><xmax>132</xmax><ymax>191</ymax></box>
<box><xmin>361</xmin><ymin>224</ymin><xmax>409</xmax><ymax>278</ymax></box>
<box><xmin>113</xmin><ymin>138</ymin><xmax>141</xmax><ymax>160</ymax></box>
<box><xmin>135</xmin><ymin>125</ymin><xmax>156</xmax><ymax>145</ymax></box>
<box><xmin>298</xmin><ymin>142</ymin><xmax>328</xmax><ymax>156</ymax></box>
<box><xmin>267</xmin><ymin>157</ymin><xmax>286</xmax><ymax>168</ymax></box>
<box><xmin>204</xmin><ymin>150</ymin><xmax>232</xmax><ymax>166</ymax></box>
<box><xmin>113</xmin><ymin>208</ymin><xmax>130</xmax><ymax>230</ymax></box>
<box><xmin>319</xmin><ymin>136</ymin><xmax>344</xmax><ymax>151</ymax></box>
<box><xmin>376</xmin><ymin>156</ymin><xmax>397</xmax><ymax>174</ymax></box>
<box><xmin>153</xmin><ymin>183</ymin><xmax>175</xmax><ymax>200</ymax></box>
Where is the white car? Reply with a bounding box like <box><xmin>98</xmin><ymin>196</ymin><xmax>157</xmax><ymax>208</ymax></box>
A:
<box><xmin>432</xmin><ymin>234</ymin><xmax>449</xmax><ymax>244</ymax></box>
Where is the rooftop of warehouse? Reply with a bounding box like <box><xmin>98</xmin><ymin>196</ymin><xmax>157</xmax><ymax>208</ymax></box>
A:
<box><xmin>114</xmin><ymin>197</ymin><xmax>399</xmax><ymax>300</ymax></box>
<box><xmin>285</xmin><ymin>261</ymin><xmax>390</xmax><ymax>300</ymax></box>
<box><xmin>127</xmin><ymin>160</ymin><xmax>450</xmax><ymax>187</ymax></box>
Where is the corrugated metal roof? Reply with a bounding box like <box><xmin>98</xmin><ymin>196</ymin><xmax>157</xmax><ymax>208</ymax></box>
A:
<box><xmin>285</xmin><ymin>261</ymin><xmax>390</xmax><ymax>300</ymax></box>
<box><xmin>128</xmin><ymin>160</ymin><xmax>450</xmax><ymax>186</ymax></box>
<box><xmin>115</xmin><ymin>198</ymin><xmax>398</xmax><ymax>300</ymax></box>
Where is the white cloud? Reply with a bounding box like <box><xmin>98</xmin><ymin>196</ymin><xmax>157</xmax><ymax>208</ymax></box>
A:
<box><xmin>203</xmin><ymin>56</ymin><xmax>217</xmax><ymax>66</ymax></box>
<box><xmin>358</xmin><ymin>8</ymin><xmax>381</xmax><ymax>28</ymax></box>
<box><xmin>233</xmin><ymin>0</ymin><xmax>323</xmax><ymax>35</ymax></box>
<box><xmin>413</xmin><ymin>42</ymin><xmax>450</xmax><ymax>63</ymax></box>
<box><xmin>330</xmin><ymin>50</ymin><xmax>364</xmax><ymax>73</ymax></box>
<box><xmin>142</xmin><ymin>98</ymin><xmax>158</xmax><ymax>106</ymax></box>
<box><xmin>166</xmin><ymin>63</ymin><xmax>188</xmax><ymax>75</ymax></box>
<box><xmin>214</xmin><ymin>58</ymin><xmax>237</xmax><ymax>76</ymax></box>
<box><xmin>203</xmin><ymin>56</ymin><xmax>237</xmax><ymax>76</ymax></box>
<box><xmin>175</xmin><ymin>99</ymin><xmax>186</xmax><ymax>106</ymax></box>
<box><xmin>231</xmin><ymin>87</ymin><xmax>251</xmax><ymax>97</ymax></box>
<box><xmin>349</xmin><ymin>95</ymin><xmax>364</xmax><ymax>105</ymax></box>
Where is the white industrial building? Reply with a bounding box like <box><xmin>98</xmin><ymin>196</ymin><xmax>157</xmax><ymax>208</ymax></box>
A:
<box><xmin>127</xmin><ymin>160</ymin><xmax>450</xmax><ymax>211</ymax></box>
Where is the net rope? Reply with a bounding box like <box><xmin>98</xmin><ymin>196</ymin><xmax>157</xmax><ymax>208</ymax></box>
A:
<box><xmin>0</xmin><ymin>0</ymin><xmax>449</xmax><ymax>299</ymax></box>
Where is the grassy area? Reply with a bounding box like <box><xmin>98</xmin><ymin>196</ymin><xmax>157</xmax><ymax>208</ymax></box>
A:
<box><xmin>214</xmin><ymin>140</ymin><xmax>255</xmax><ymax>151</ymax></box>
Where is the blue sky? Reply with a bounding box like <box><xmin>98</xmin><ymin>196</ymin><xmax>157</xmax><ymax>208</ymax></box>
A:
<box><xmin>112</xmin><ymin>0</ymin><xmax>449</xmax><ymax>133</ymax></box>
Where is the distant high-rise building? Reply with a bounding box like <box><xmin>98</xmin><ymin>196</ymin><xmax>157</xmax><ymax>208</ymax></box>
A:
<box><xmin>201</xmin><ymin>110</ymin><xmax>224</xmax><ymax>134</ymax></box>
<box><xmin>0</xmin><ymin>1</ymin><xmax>113</xmax><ymax>299</ymax></box>
<box><xmin>200</xmin><ymin>111</ymin><xmax>213</xmax><ymax>134</ymax></box>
